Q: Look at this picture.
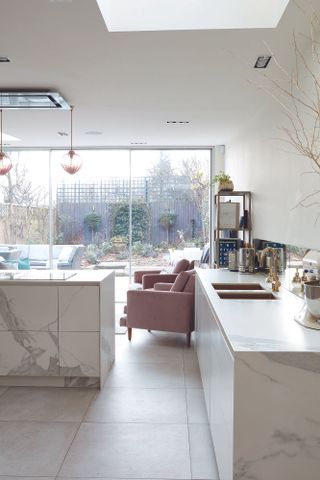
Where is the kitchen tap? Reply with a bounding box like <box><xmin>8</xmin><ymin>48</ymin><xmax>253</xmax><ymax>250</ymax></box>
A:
<box><xmin>259</xmin><ymin>247</ymin><xmax>281</xmax><ymax>292</ymax></box>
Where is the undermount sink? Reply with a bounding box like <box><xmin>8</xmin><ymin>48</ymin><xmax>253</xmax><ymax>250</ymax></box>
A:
<box><xmin>217</xmin><ymin>291</ymin><xmax>276</xmax><ymax>300</ymax></box>
<box><xmin>212</xmin><ymin>283</ymin><xmax>265</xmax><ymax>291</ymax></box>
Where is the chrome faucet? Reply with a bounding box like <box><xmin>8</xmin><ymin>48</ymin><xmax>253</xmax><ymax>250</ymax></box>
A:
<box><xmin>259</xmin><ymin>247</ymin><xmax>281</xmax><ymax>292</ymax></box>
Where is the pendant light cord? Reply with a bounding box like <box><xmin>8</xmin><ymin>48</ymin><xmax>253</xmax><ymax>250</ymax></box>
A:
<box><xmin>70</xmin><ymin>105</ymin><xmax>74</xmax><ymax>151</ymax></box>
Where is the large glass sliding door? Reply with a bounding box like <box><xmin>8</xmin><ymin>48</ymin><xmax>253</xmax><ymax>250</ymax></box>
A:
<box><xmin>130</xmin><ymin>149</ymin><xmax>211</xmax><ymax>274</ymax></box>
<box><xmin>51</xmin><ymin>149</ymin><xmax>130</xmax><ymax>331</ymax></box>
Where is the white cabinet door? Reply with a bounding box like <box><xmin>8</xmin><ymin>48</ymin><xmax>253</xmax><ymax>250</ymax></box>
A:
<box><xmin>0</xmin><ymin>286</ymin><xmax>58</xmax><ymax>331</ymax></box>
<box><xmin>59</xmin><ymin>286</ymin><xmax>99</xmax><ymax>332</ymax></box>
<box><xmin>59</xmin><ymin>332</ymin><xmax>100</xmax><ymax>377</ymax></box>
<box><xmin>195</xmin><ymin>278</ymin><xmax>213</xmax><ymax>413</ymax></box>
<box><xmin>196</xmin><ymin>277</ymin><xmax>234</xmax><ymax>480</ymax></box>
<box><xmin>0</xmin><ymin>331</ymin><xmax>59</xmax><ymax>376</ymax></box>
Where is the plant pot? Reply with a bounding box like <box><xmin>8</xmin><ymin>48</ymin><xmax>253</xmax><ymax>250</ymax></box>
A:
<box><xmin>218</xmin><ymin>180</ymin><xmax>234</xmax><ymax>192</ymax></box>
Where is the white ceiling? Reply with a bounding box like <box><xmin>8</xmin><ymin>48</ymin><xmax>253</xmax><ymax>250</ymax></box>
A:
<box><xmin>97</xmin><ymin>0</ymin><xmax>290</xmax><ymax>32</ymax></box>
<box><xmin>0</xmin><ymin>0</ymin><xmax>314</xmax><ymax>148</ymax></box>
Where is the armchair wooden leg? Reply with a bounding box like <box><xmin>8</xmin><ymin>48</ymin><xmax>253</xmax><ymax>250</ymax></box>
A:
<box><xmin>186</xmin><ymin>332</ymin><xmax>191</xmax><ymax>347</ymax></box>
<box><xmin>128</xmin><ymin>327</ymin><xmax>132</xmax><ymax>341</ymax></box>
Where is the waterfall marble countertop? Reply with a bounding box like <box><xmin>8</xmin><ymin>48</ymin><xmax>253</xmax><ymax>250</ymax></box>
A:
<box><xmin>196</xmin><ymin>268</ymin><xmax>320</xmax><ymax>352</ymax></box>
<box><xmin>0</xmin><ymin>269</ymin><xmax>112</xmax><ymax>285</ymax></box>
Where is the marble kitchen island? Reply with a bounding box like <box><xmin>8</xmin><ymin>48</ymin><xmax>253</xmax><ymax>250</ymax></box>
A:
<box><xmin>0</xmin><ymin>270</ymin><xmax>115</xmax><ymax>388</ymax></box>
<box><xmin>196</xmin><ymin>269</ymin><xmax>320</xmax><ymax>480</ymax></box>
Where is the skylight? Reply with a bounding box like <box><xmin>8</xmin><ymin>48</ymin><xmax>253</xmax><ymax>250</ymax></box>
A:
<box><xmin>96</xmin><ymin>0</ymin><xmax>290</xmax><ymax>32</ymax></box>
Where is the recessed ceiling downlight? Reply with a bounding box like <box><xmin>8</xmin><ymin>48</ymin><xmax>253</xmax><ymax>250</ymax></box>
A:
<box><xmin>85</xmin><ymin>130</ymin><xmax>103</xmax><ymax>136</ymax></box>
<box><xmin>166</xmin><ymin>120</ymin><xmax>190</xmax><ymax>124</ymax></box>
<box><xmin>254</xmin><ymin>55</ymin><xmax>272</xmax><ymax>69</ymax></box>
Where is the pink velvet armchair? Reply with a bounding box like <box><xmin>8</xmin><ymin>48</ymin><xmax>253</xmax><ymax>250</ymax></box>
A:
<box><xmin>131</xmin><ymin>258</ymin><xmax>193</xmax><ymax>290</ymax></box>
<box><xmin>124</xmin><ymin>272</ymin><xmax>195</xmax><ymax>346</ymax></box>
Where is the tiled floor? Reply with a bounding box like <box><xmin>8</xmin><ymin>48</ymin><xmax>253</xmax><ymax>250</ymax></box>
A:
<box><xmin>0</xmin><ymin>329</ymin><xmax>219</xmax><ymax>480</ymax></box>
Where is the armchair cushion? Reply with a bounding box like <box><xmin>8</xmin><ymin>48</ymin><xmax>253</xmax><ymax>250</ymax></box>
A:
<box><xmin>153</xmin><ymin>282</ymin><xmax>173</xmax><ymax>291</ymax></box>
<box><xmin>170</xmin><ymin>271</ymin><xmax>190</xmax><ymax>292</ymax></box>
<box><xmin>172</xmin><ymin>258</ymin><xmax>190</xmax><ymax>273</ymax></box>
<box><xmin>184</xmin><ymin>274</ymin><xmax>195</xmax><ymax>294</ymax></box>
<box><xmin>142</xmin><ymin>273</ymin><xmax>177</xmax><ymax>290</ymax></box>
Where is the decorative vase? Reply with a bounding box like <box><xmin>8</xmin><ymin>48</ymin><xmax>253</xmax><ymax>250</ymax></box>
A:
<box><xmin>218</xmin><ymin>180</ymin><xmax>234</xmax><ymax>192</ymax></box>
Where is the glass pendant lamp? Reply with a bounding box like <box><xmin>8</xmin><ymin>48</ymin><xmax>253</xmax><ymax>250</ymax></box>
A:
<box><xmin>0</xmin><ymin>109</ymin><xmax>12</xmax><ymax>176</ymax></box>
<box><xmin>61</xmin><ymin>105</ymin><xmax>82</xmax><ymax>174</ymax></box>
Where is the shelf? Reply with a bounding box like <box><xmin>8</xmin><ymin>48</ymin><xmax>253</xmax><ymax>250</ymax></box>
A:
<box><xmin>215</xmin><ymin>190</ymin><xmax>252</xmax><ymax>268</ymax></box>
<box><xmin>215</xmin><ymin>228</ymin><xmax>251</xmax><ymax>231</ymax></box>
<box><xmin>215</xmin><ymin>190</ymin><xmax>251</xmax><ymax>197</ymax></box>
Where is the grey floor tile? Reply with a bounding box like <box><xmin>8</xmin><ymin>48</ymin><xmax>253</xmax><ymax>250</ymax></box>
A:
<box><xmin>189</xmin><ymin>424</ymin><xmax>219</xmax><ymax>480</ymax></box>
<box><xmin>0</xmin><ymin>477</ymin><xmax>54</xmax><ymax>480</ymax></box>
<box><xmin>183</xmin><ymin>346</ymin><xmax>198</xmax><ymax>362</ymax></box>
<box><xmin>0</xmin><ymin>387</ymin><xmax>96</xmax><ymax>422</ymax></box>
<box><xmin>0</xmin><ymin>386</ymin><xmax>8</xmax><ymax>398</ymax></box>
<box><xmin>104</xmin><ymin>361</ymin><xmax>185</xmax><ymax>388</ymax></box>
<box><xmin>116</xmin><ymin>342</ymin><xmax>184</xmax><ymax>364</ymax></box>
<box><xmin>184</xmin><ymin>361</ymin><xmax>203</xmax><ymax>388</ymax></box>
<box><xmin>0</xmin><ymin>421</ymin><xmax>79</xmax><ymax>476</ymax></box>
<box><xmin>85</xmin><ymin>387</ymin><xmax>187</xmax><ymax>424</ymax></box>
<box><xmin>186</xmin><ymin>388</ymin><xmax>209</xmax><ymax>424</ymax></box>
<box><xmin>117</xmin><ymin>329</ymin><xmax>187</xmax><ymax>349</ymax></box>
<box><xmin>59</xmin><ymin>422</ymin><xmax>191</xmax><ymax>479</ymax></box>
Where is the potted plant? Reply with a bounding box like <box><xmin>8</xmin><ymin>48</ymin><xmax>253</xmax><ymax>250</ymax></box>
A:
<box><xmin>212</xmin><ymin>171</ymin><xmax>234</xmax><ymax>192</ymax></box>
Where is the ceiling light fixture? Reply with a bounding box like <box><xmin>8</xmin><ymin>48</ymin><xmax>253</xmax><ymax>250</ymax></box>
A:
<box><xmin>130</xmin><ymin>141</ymin><xmax>147</xmax><ymax>145</ymax></box>
<box><xmin>0</xmin><ymin>109</ymin><xmax>12</xmax><ymax>175</ymax></box>
<box><xmin>254</xmin><ymin>55</ymin><xmax>272</xmax><ymax>69</ymax></box>
<box><xmin>0</xmin><ymin>91</ymin><xmax>69</xmax><ymax>109</ymax></box>
<box><xmin>0</xmin><ymin>57</ymin><xmax>10</xmax><ymax>63</ymax></box>
<box><xmin>61</xmin><ymin>106</ymin><xmax>82</xmax><ymax>175</ymax></box>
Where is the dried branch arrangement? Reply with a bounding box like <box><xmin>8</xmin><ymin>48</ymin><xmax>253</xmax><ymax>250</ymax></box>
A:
<box><xmin>256</xmin><ymin>3</ymin><xmax>320</xmax><ymax>213</ymax></box>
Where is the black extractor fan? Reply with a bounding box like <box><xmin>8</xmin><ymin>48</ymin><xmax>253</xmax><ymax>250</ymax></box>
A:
<box><xmin>0</xmin><ymin>90</ymin><xmax>70</xmax><ymax>109</ymax></box>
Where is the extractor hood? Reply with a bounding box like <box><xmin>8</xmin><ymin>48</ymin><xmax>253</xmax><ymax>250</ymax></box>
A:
<box><xmin>0</xmin><ymin>91</ymin><xmax>70</xmax><ymax>109</ymax></box>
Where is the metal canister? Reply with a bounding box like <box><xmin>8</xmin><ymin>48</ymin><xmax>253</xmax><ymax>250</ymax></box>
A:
<box><xmin>305</xmin><ymin>280</ymin><xmax>320</xmax><ymax>318</ymax></box>
<box><xmin>239</xmin><ymin>248</ymin><xmax>255</xmax><ymax>274</ymax></box>
<box><xmin>228</xmin><ymin>251</ymin><xmax>238</xmax><ymax>271</ymax></box>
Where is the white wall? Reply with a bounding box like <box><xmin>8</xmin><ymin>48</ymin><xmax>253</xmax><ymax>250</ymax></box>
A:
<box><xmin>225</xmin><ymin>99</ymin><xmax>320</xmax><ymax>249</ymax></box>
<box><xmin>224</xmin><ymin>0</ymin><xmax>320</xmax><ymax>252</ymax></box>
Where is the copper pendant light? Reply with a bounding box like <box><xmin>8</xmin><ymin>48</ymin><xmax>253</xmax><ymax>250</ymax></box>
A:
<box><xmin>61</xmin><ymin>105</ymin><xmax>82</xmax><ymax>174</ymax></box>
<box><xmin>0</xmin><ymin>109</ymin><xmax>12</xmax><ymax>176</ymax></box>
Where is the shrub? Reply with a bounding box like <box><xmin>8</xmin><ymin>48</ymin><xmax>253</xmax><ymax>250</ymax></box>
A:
<box><xmin>100</xmin><ymin>241</ymin><xmax>113</xmax><ymax>255</ymax></box>
<box><xmin>111</xmin><ymin>202</ymin><xmax>150</xmax><ymax>243</ymax></box>
<box><xmin>117</xmin><ymin>249</ymin><xmax>129</xmax><ymax>260</ymax></box>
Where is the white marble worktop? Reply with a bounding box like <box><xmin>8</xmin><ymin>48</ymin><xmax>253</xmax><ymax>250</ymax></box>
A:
<box><xmin>197</xmin><ymin>268</ymin><xmax>320</xmax><ymax>353</ymax></box>
<box><xmin>0</xmin><ymin>269</ymin><xmax>112</xmax><ymax>286</ymax></box>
